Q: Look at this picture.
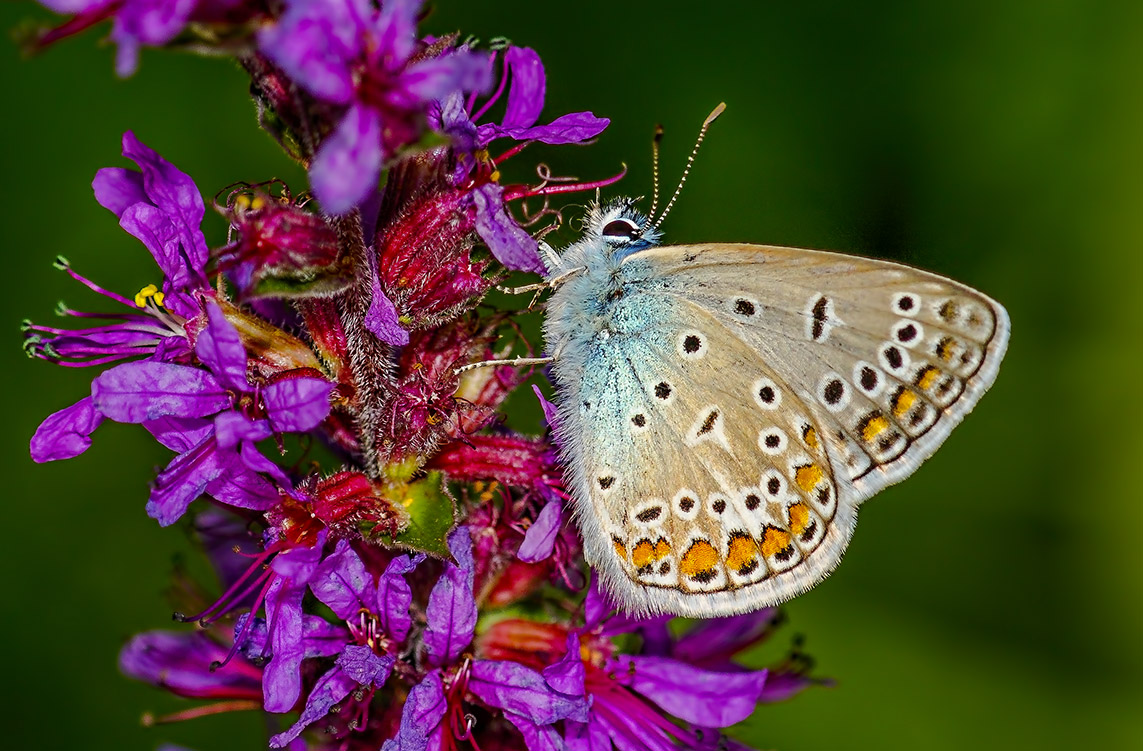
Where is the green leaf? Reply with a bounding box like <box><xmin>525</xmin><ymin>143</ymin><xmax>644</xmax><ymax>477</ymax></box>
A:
<box><xmin>247</xmin><ymin>264</ymin><xmax>353</xmax><ymax>301</ymax></box>
<box><xmin>385</xmin><ymin>472</ymin><xmax>456</xmax><ymax>559</ymax></box>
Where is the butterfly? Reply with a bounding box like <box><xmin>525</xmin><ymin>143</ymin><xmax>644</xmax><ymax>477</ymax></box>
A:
<box><xmin>537</xmin><ymin>194</ymin><xmax>1009</xmax><ymax>617</ymax></box>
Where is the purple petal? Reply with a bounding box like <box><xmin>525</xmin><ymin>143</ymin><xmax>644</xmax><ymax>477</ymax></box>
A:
<box><xmin>119</xmin><ymin>630</ymin><xmax>262</xmax><ymax>699</ymax></box>
<box><xmin>434</xmin><ymin>90</ymin><xmax>478</xmax><ymax>153</ymax></box>
<box><xmin>377</xmin><ymin>553</ymin><xmax>423</xmax><ymax>642</ymax></box>
<box><xmin>264</xmin><ymin>377</ymin><xmax>335</xmax><ymax>433</ymax></box>
<box><xmin>402</xmin><ymin>51</ymin><xmax>492</xmax><ymax>102</ymax></box>
<box><xmin>92</xmin><ymin>166</ymin><xmax>146</xmax><ymax>217</ymax></box>
<box><xmin>120</xmin><ymin>131</ymin><xmax>209</xmax><ymax>278</ymax></box>
<box><xmin>481</xmin><ymin>111</ymin><xmax>610</xmax><ymax>145</ymax></box>
<box><xmin>195</xmin><ymin>302</ymin><xmax>251</xmax><ymax>391</ymax></box>
<box><xmin>365</xmin><ymin>264</ymin><xmax>410</xmax><ymax>345</ymax></box>
<box><xmin>238</xmin><ymin>441</ymin><xmax>297</xmax><ymax>493</ymax></box>
<box><xmin>310</xmin><ymin>540</ymin><xmax>372</xmax><ymax>620</ymax></box>
<box><xmin>671</xmin><ymin>610</ymin><xmax>780</xmax><ymax>666</ymax></box>
<box><xmin>380</xmin><ymin>671</ymin><xmax>447</xmax><ymax>751</ymax></box>
<box><xmin>609</xmin><ymin>655</ymin><xmax>768</xmax><ymax>727</ymax></box>
<box><xmin>119</xmin><ymin>203</ymin><xmax>184</xmax><ymax>288</ymax></box>
<box><xmin>39</xmin><ymin>0</ymin><xmax>113</xmax><ymax>12</ymax></box>
<box><xmin>503</xmin><ymin>713</ymin><xmax>564</xmax><ymax>751</ymax></box>
<box><xmin>269</xmin><ymin>664</ymin><xmax>358</xmax><ymax>747</ymax></box>
<box><xmin>472</xmin><ymin>183</ymin><xmax>545</xmax><ymax>274</ymax></box>
<box><xmin>214</xmin><ymin>412</ymin><xmax>272</xmax><ymax>450</ymax></box>
<box><xmin>30</xmin><ymin>396</ymin><xmax>104</xmax><ymax>462</ymax></box>
<box><xmin>758</xmin><ymin>669</ymin><xmax>818</xmax><ymax>703</ymax></box>
<box><xmin>371</xmin><ymin>0</ymin><xmax>419</xmax><ymax>64</ymax></box>
<box><xmin>310</xmin><ymin>103</ymin><xmax>383</xmax><ymax>215</ymax></box>
<box><xmin>143</xmin><ymin>415</ymin><xmax>214</xmax><ymax>452</ymax></box>
<box><xmin>565</xmin><ymin>718</ymin><xmax>610</xmax><ymax>751</ymax></box>
<box><xmin>257</xmin><ymin>0</ymin><xmax>366</xmax><ymax>104</ymax></box>
<box><xmin>337</xmin><ymin>644</ymin><xmax>394</xmax><ymax>686</ymax></box>
<box><xmin>542</xmin><ymin>633</ymin><xmax>585</xmax><ymax>697</ymax></box>
<box><xmin>424</xmin><ymin>526</ymin><xmax>477</xmax><ymax>667</ymax></box>
<box><xmin>113</xmin><ymin>0</ymin><xmax>196</xmax><ymax>46</ymax></box>
<box><xmin>531</xmin><ymin>385</ymin><xmax>560</xmax><ymax>429</ymax></box>
<box><xmin>517</xmin><ymin>498</ymin><xmax>562</xmax><ymax>563</ymax></box>
<box><xmin>146</xmin><ymin>437</ymin><xmax>228</xmax><ymax>526</ymax></box>
<box><xmin>500</xmin><ymin>47</ymin><xmax>544</xmax><ymax>130</ymax></box>
<box><xmin>469</xmin><ymin>659</ymin><xmax>589</xmax><ymax>725</ymax></box>
<box><xmin>264</xmin><ymin>535</ymin><xmax>328</xmax><ymax>712</ymax></box>
<box><xmin>206</xmin><ymin>463</ymin><xmax>280</xmax><ymax>510</ymax></box>
<box><xmin>93</xmin><ymin>361</ymin><xmax>226</xmax><ymax>422</ymax></box>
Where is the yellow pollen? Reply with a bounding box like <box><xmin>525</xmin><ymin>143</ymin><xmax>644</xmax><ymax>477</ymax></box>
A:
<box><xmin>788</xmin><ymin>503</ymin><xmax>810</xmax><ymax>535</ymax></box>
<box><xmin>917</xmin><ymin>367</ymin><xmax>940</xmax><ymax>391</ymax></box>
<box><xmin>761</xmin><ymin>528</ymin><xmax>792</xmax><ymax>558</ymax></box>
<box><xmin>893</xmin><ymin>389</ymin><xmax>917</xmax><ymax>417</ymax></box>
<box><xmin>250</xmin><ymin>195</ymin><xmax>267</xmax><ymax>211</ymax></box>
<box><xmin>134</xmin><ymin>284</ymin><xmax>164</xmax><ymax>308</ymax></box>
<box><xmin>490</xmin><ymin>170</ymin><xmax>502</xmax><ymax>182</ymax></box>
<box><xmin>862</xmin><ymin>415</ymin><xmax>890</xmax><ymax>442</ymax></box>
<box><xmin>803</xmin><ymin>426</ymin><xmax>818</xmax><ymax>449</ymax></box>
<box><xmin>679</xmin><ymin>540</ymin><xmax>720</xmax><ymax>579</ymax></box>
<box><xmin>795</xmin><ymin>464</ymin><xmax>823</xmax><ymax>493</ymax></box>
<box><xmin>726</xmin><ymin>535</ymin><xmax>758</xmax><ymax>573</ymax></box>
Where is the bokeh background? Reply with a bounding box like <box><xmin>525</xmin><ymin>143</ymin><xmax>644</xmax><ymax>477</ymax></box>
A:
<box><xmin>3</xmin><ymin>1</ymin><xmax>1141</xmax><ymax>749</ymax></box>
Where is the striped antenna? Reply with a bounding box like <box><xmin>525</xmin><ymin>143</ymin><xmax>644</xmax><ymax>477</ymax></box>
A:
<box><xmin>649</xmin><ymin>102</ymin><xmax>726</xmax><ymax>232</ymax></box>
<box><xmin>647</xmin><ymin>123</ymin><xmax>665</xmax><ymax>220</ymax></box>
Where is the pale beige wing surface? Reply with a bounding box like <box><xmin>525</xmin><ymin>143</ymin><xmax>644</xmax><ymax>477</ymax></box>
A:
<box><xmin>552</xmin><ymin>291</ymin><xmax>855</xmax><ymax>617</ymax></box>
<box><xmin>550</xmin><ymin>242</ymin><xmax>1007</xmax><ymax>616</ymax></box>
<box><xmin>628</xmin><ymin>243</ymin><xmax>1010</xmax><ymax>501</ymax></box>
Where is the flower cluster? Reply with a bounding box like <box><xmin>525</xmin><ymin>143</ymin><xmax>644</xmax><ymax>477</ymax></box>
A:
<box><xmin>22</xmin><ymin>1</ymin><xmax>827</xmax><ymax>748</ymax></box>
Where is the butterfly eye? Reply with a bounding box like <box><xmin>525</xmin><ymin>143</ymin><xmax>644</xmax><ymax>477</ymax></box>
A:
<box><xmin>601</xmin><ymin>218</ymin><xmax>641</xmax><ymax>241</ymax></box>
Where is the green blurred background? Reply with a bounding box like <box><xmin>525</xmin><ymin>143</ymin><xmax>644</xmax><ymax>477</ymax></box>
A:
<box><xmin>3</xmin><ymin>0</ymin><xmax>1141</xmax><ymax>748</ymax></box>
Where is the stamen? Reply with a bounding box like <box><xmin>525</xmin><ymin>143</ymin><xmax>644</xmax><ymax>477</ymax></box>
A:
<box><xmin>503</xmin><ymin>164</ymin><xmax>627</xmax><ymax>202</ymax></box>
<box><xmin>141</xmin><ymin>700</ymin><xmax>262</xmax><ymax>725</ymax></box>
<box><xmin>53</xmin><ymin>257</ymin><xmax>138</xmax><ymax>309</ymax></box>
<box><xmin>470</xmin><ymin>51</ymin><xmax>511</xmax><ymax>122</ymax></box>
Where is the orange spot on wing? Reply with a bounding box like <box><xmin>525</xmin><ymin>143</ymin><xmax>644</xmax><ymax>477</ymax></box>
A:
<box><xmin>893</xmin><ymin>389</ymin><xmax>917</xmax><ymax>417</ymax></box>
<box><xmin>916</xmin><ymin>366</ymin><xmax>940</xmax><ymax>391</ymax></box>
<box><xmin>861</xmin><ymin>414</ymin><xmax>890</xmax><ymax>442</ymax></box>
<box><xmin>761</xmin><ymin>527</ymin><xmax>793</xmax><ymax>558</ymax></box>
<box><xmin>612</xmin><ymin>537</ymin><xmax>627</xmax><ymax>561</ymax></box>
<box><xmin>937</xmin><ymin>337</ymin><xmax>956</xmax><ymax>362</ymax></box>
<box><xmin>679</xmin><ymin>540</ymin><xmax>720</xmax><ymax>579</ymax></box>
<box><xmin>802</xmin><ymin>425</ymin><xmax>819</xmax><ymax>449</ymax></box>
<box><xmin>726</xmin><ymin>533</ymin><xmax>759</xmax><ymax>574</ymax></box>
<box><xmin>788</xmin><ymin>503</ymin><xmax>810</xmax><ymax>535</ymax></box>
<box><xmin>632</xmin><ymin>538</ymin><xmax>670</xmax><ymax>568</ymax></box>
<box><xmin>795</xmin><ymin>464</ymin><xmax>823</xmax><ymax>493</ymax></box>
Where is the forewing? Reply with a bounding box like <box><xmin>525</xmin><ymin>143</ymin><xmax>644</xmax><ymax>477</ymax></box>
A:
<box><xmin>626</xmin><ymin>243</ymin><xmax>1010</xmax><ymax>501</ymax></box>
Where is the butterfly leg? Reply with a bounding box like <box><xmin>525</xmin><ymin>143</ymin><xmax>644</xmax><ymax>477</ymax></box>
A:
<box><xmin>454</xmin><ymin>355</ymin><xmax>555</xmax><ymax>375</ymax></box>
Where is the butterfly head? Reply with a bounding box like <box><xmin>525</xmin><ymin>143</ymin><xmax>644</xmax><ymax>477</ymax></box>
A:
<box><xmin>585</xmin><ymin>198</ymin><xmax>662</xmax><ymax>258</ymax></box>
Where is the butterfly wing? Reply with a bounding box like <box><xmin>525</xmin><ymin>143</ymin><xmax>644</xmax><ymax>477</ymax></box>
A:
<box><xmin>547</xmin><ymin>243</ymin><xmax>1008</xmax><ymax>617</ymax></box>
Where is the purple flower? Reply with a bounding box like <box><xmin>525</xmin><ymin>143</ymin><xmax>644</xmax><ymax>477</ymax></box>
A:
<box><xmin>433</xmin><ymin>45</ymin><xmax>610</xmax><ymax>274</ymax></box>
<box><xmin>28</xmin><ymin>132</ymin><xmax>212</xmax><ymax>462</ymax></box>
<box><xmin>268</xmin><ymin>541</ymin><xmax>423</xmax><ymax>745</ymax></box>
<box><xmin>386</xmin><ymin>527</ymin><xmax>588</xmax><ymax>749</ymax></box>
<box><xmin>119</xmin><ymin>629</ymin><xmax>264</xmax><ymax>700</ymax></box>
<box><xmin>36</xmin><ymin>0</ymin><xmax>252</xmax><ymax>77</ymax></box>
<box><xmin>89</xmin><ymin>300</ymin><xmax>334</xmax><ymax>524</ymax></box>
<box><xmin>258</xmin><ymin>0</ymin><xmax>491</xmax><ymax>213</ymax></box>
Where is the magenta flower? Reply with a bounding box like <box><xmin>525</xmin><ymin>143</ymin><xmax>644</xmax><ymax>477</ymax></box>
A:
<box><xmin>90</xmin><ymin>300</ymin><xmax>334</xmax><ymax>524</ymax></box>
<box><xmin>28</xmin><ymin>132</ymin><xmax>211</xmax><ymax>462</ymax></box>
<box><xmin>258</xmin><ymin>0</ymin><xmax>491</xmax><ymax>213</ymax></box>
<box><xmin>35</xmin><ymin>0</ymin><xmax>255</xmax><ymax>77</ymax></box>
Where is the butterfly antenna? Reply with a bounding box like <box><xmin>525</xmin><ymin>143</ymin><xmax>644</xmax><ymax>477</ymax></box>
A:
<box><xmin>650</xmin><ymin>102</ymin><xmax>726</xmax><ymax>232</ymax></box>
<box><xmin>647</xmin><ymin>123</ymin><xmax>665</xmax><ymax>219</ymax></box>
